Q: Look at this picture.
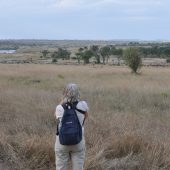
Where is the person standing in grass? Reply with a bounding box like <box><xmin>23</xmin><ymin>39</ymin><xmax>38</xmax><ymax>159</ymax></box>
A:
<box><xmin>54</xmin><ymin>83</ymin><xmax>89</xmax><ymax>170</ymax></box>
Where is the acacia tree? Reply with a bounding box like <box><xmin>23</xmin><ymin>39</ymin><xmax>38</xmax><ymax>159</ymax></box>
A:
<box><xmin>51</xmin><ymin>48</ymin><xmax>71</xmax><ymax>61</ymax></box>
<box><xmin>123</xmin><ymin>48</ymin><xmax>142</xmax><ymax>73</ymax></box>
<box><xmin>75</xmin><ymin>47</ymin><xmax>93</xmax><ymax>64</ymax></box>
<box><xmin>90</xmin><ymin>45</ymin><xmax>101</xmax><ymax>64</ymax></box>
<box><xmin>100</xmin><ymin>46</ymin><xmax>111</xmax><ymax>64</ymax></box>
<box><xmin>81</xmin><ymin>49</ymin><xmax>93</xmax><ymax>64</ymax></box>
<box><xmin>75</xmin><ymin>48</ymin><xmax>84</xmax><ymax>64</ymax></box>
<box><xmin>51</xmin><ymin>51</ymin><xmax>58</xmax><ymax>62</ymax></box>
<box><xmin>41</xmin><ymin>50</ymin><xmax>50</xmax><ymax>58</ymax></box>
<box><xmin>57</xmin><ymin>48</ymin><xmax>71</xmax><ymax>60</ymax></box>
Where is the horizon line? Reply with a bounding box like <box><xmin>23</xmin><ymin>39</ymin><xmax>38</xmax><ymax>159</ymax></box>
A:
<box><xmin>0</xmin><ymin>38</ymin><xmax>170</xmax><ymax>42</ymax></box>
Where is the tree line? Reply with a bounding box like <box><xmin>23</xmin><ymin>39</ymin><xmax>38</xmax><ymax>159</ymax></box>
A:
<box><xmin>41</xmin><ymin>45</ymin><xmax>123</xmax><ymax>64</ymax></box>
<box><xmin>41</xmin><ymin>45</ymin><xmax>170</xmax><ymax>74</ymax></box>
<box><xmin>41</xmin><ymin>45</ymin><xmax>170</xmax><ymax>64</ymax></box>
<box><xmin>139</xmin><ymin>46</ymin><xmax>170</xmax><ymax>58</ymax></box>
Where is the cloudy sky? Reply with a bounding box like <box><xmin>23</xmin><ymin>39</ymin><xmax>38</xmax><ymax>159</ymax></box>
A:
<box><xmin>0</xmin><ymin>0</ymin><xmax>170</xmax><ymax>40</ymax></box>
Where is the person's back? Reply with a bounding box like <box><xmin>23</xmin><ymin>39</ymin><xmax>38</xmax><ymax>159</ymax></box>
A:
<box><xmin>54</xmin><ymin>83</ymin><xmax>89</xmax><ymax>170</ymax></box>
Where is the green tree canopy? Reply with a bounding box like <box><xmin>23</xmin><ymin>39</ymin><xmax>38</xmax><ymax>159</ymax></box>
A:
<box><xmin>41</xmin><ymin>50</ymin><xmax>50</xmax><ymax>58</ymax></box>
<box><xmin>111</xmin><ymin>47</ymin><xmax>123</xmax><ymax>56</ymax></box>
<box><xmin>81</xmin><ymin>49</ymin><xmax>93</xmax><ymax>64</ymax></box>
<box><xmin>100</xmin><ymin>46</ymin><xmax>111</xmax><ymax>64</ymax></box>
<box><xmin>123</xmin><ymin>48</ymin><xmax>142</xmax><ymax>73</ymax></box>
<box><xmin>51</xmin><ymin>48</ymin><xmax>71</xmax><ymax>60</ymax></box>
<box><xmin>75</xmin><ymin>47</ymin><xmax>94</xmax><ymax>64</ymax></box>
<box><xmin>90</xmin><ymin>45</ymin><xmax>101</xmax><ymax>64</ymax></box>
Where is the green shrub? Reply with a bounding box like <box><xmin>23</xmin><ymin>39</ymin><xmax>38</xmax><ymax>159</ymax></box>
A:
<box><xmin>52</xmin><ymin>58</ymin><xmax>57</xmax><ymax>63</ymax></box>
<box><xmin>166</xmin><ymin>58</ymin><xmax>170</xmax><ymax>63</ymax></box>
<box><xmin>123</xmin><ymin>48</ymin><xmax>142</xmax><ymax>73</ymax></box>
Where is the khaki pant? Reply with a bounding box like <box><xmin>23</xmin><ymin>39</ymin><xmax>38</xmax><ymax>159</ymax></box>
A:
<box><xmin>55</xmin><ymin>136</ymin><xmax>85</xmax><ymax>170</ymax></box>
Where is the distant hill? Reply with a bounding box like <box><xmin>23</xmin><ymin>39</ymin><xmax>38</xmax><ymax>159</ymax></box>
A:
<box><xmin>0</xmin><ymin>39</ymin><xmax>170</xmax><ymax>49</ymax></box>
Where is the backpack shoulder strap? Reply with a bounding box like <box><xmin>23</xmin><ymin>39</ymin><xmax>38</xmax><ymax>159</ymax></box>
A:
<box><xmin>61</xmin><ymin>103</ymin><xmax>67</xmax><ymax>110</ymax></box>
<box><xmin>75</xmin><ymin>108</ymin><xmax>86</xmax><ymax>126</ymax></box>
<box><xmin>75</xmin><ymin>108</ymin><xmax>86</xmax><ymax>115</ymax></box>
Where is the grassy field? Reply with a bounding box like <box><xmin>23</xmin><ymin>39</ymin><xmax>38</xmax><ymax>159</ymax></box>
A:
<box><xmin>0</xmin><ymin>64</ymin><xmax>170</xmax><ymax>170</ymax></box>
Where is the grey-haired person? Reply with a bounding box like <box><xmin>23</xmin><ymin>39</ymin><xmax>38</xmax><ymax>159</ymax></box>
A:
<box><xmin>54</xmin><ymin>83</ymin><xmax>89</xmax><ymax>170</ymax></box>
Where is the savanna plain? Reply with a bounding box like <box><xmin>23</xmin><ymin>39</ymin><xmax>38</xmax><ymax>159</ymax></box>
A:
<box><xmin>0</xmin><ymin>64</ymin><xmax>170</xmax><ymax>170</ymax></box>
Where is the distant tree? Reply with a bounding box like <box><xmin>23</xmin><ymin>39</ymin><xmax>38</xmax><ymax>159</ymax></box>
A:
<box><xmin>75</xmin><ymin>53</ymin><xmax>80</xmax><ymax>64</ymax></box>
<box><xmin>139</xmin><ymin>47</ymin><xmax>148</xmax><ymax>57</ymax></box>
<box><xmin>100</xmin><ymin>46</ymin><xmax>111</xmax><ymax>64</ymax></box>
<box><xmin>75</xmin><ymin>47</ymin><xmax>94</xmax><ymax>64</ymax></box>
<box><xmin>81</xmin><ymin>49</ymin><xmax>93</xmax><ymax>64</ymax></box>
<box><xmin>74</xmin><ymin>48</ymin><xmax>84</xmax><ymax>64</ymax></box>
<box><xmin>123</xmin><ymin>48</ymin><xmax>142</xmax><ymax>73</ymax></box>
<box><xmin>166</xmin><ymin>58</ymin><xmax>170</xmax><ymax>63</ymax></box>
<box><xmin>111</xmin><ymin>47</ymin><xmax>123</xmax><ymax>56</ymax></box>
<box><xmin>52</xmin><ymin>58</ymin><xmax>57</xmax><ymax>63</ymax></box>
<box><xmin>84</xmin><ymin>46</ymin><xmax>88</xmax><ymax>50</ymax></box>
<box><xmin>79</xmin><ymin>47</ymin><xmax>84</xmax><ymax>52</ymax></box>
<box><xmin>51</xmin><ymin>48</ymin><xmax>71</xmax><ymax>61</ymax></box>
<box><xmin>51</xmin><ymin>51</ymin><xmax>58</xmax><ymax>62</ymax></box>
<box><xmin>139</xmin><ymin>46</ymin><xmax>170</xmax><ymax>58</ymax></box>
<box><xmin>111</xmin><ymin>47</ymin><xmax>123</xmax><ymax>65</ymax></box>
<box><xmin>161</xmin><ymin>47</ymin><xmax>170</xmax><ymax>57</ymax></box>
<box><xmin>90</xmin><ymin>45</ymin><xmax>101</xmax><ymax>64</ymax></box>
<box><xmin>57</xmin><ymin>48</ymin><xmax>71</xmax><ymax>60</ymax></box>
<box><xmin>41</xmin><ymin>50</ymin><xmax>50</xmax><ymax>58</ymax></box>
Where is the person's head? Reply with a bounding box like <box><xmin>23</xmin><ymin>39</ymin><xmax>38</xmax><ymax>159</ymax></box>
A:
<box><xmin>63</xmin><ymin>83</ymin><xmax>80</xmax><ymax>103</ymax></box>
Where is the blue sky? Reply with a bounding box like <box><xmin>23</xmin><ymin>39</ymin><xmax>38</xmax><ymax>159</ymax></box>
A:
<box><xmin>0</xmin><ymin>0</ymin><xmax>170</xmax><ymax>40</ymax></box>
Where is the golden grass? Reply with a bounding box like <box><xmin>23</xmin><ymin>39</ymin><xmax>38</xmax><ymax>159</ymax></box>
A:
<box><xmin>0</xmin><ymin>64</ymin><xmax>170</xmax><ymax>170</ymax></box>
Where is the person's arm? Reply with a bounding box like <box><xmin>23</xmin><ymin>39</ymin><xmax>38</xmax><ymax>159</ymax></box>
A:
<box><xmin>54</xmin><ymin>105</ymin><xmax>64</xmax><ymax>120</ymax></box>
<box><xmin>54</xmin><ymin>99</ymin><xmax>64</xmax><ymax>118</ymax></box>
<box><xmin>76</xmin><ymin>100</ymin><xmax>89</xmax><ymax>125</ymax></box>
<box><xmin>84</xmin><ymin>111</ymin><xmax>88</xmax><ymax>121</ymax></box>
<box><xmin>81</xmin><ymin>111</ymin><xmax>88</xmax><ymax>126</ymax></box>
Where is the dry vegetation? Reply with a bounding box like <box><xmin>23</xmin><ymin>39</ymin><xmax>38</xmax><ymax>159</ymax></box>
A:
<box><xmin>0</xmin><ymin>64</ymin><xmax>170</xmax><ymax>170</ymax></box>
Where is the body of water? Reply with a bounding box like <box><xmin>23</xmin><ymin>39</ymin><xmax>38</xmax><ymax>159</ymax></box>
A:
<box><xmin>0</xmin><ymin>50</ymin><xmax>16</xmax><ymax>54</ymax></box>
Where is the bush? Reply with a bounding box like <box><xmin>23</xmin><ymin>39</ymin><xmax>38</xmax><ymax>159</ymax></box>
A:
<box><xmin>52</xmin><ymin>58</ymin><xmax>57</xmax><ymax>63</ymax></box>
<box><xmin>123</xmin><ymin>48</ymin><xmax>142</xmax><ymax>73</ymax></box>
<box><xmin>166</xmin><ymin>58</ymin><xmax>170</xmax><ymax>63</ymax></box>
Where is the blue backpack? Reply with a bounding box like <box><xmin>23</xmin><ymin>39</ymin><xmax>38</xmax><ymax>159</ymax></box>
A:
<box><xmin>57</xmin><ymin>102</ymin><xmax>85</xmax><ymax>145</ymax></box>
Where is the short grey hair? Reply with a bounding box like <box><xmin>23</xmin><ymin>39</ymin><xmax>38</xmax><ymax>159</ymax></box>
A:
<box><xmin>63</xmin><ymin>83</ymin><xmax>80</xmax><ymax>103</ymax></box>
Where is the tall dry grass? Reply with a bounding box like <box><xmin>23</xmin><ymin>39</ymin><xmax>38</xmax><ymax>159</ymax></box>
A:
<box><xmin>0</xmin><ymin>64</ymin><xmax>170</xmax><ymax>170</ymax></box>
